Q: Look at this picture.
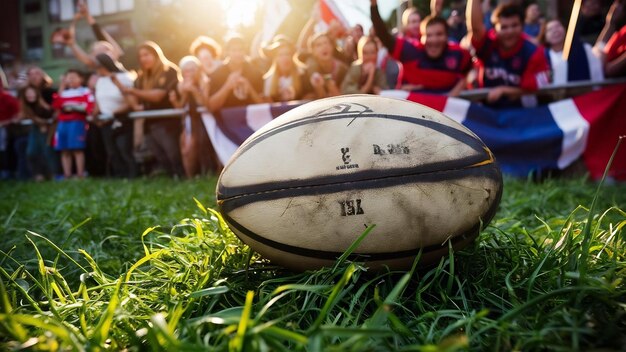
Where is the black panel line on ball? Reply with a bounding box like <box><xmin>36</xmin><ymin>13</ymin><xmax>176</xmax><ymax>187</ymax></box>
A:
<box><xmin>219</xmin><ymin>163</ymin><xmax>502</xmax><ymax>211</ymax></box>
<box><xmin>220</xmin><ymin>211</ymin><xmax>485</xmax><ymax>262</ymax></box>
<box><xmin>219</xmin><ymin>155</ymin><xmax>491</xmax><ymax>199</ymax></box>
<box><xmin>235</xmin><ymin>112</ymin><xmax>486</xmax><ymax>158</ymax></box>
<box><xmin>218</xmin><ymin>157</ymin><xmax>500</xmax><ymax>200</ymax></box>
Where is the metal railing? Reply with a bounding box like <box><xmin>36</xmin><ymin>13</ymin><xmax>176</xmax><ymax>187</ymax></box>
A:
<box><xmin>13</xmin><ymin>78</ymin><xmax>626</xmax><ymax>124</ymax></box>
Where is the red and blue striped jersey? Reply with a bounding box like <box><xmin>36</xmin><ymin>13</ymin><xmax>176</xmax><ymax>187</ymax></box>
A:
<box><xmin>52</xmin><ymin>86</ymin><xmax>94</xmax><ymax>122</ymax></box>
<box><xmin>392</xmin><ymin>37</ymin><xmax>472</xmax><ymax>93</ymax></box>
<box><xmin>472</xmin><ymin>29</ymin><xmax>549</xmax><ymax>91</ymax></box>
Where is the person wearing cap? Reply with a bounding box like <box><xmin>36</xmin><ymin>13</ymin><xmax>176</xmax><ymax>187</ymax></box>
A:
<box><xmin>92</xmin><ymin>53</ymin><xmax>137</xmax><ymax>178</ymax></box>
<box><xmin>208</xmin><ymin>35</ymin><xmax>264</xmax><ymax>112</ymax></box>
<box><xmin>189</xmin><ymin>36</ymin><xmax>223</xmax><ymax>76</ymax></box>
<box><xmin>261</xmin><ymin>35</ymin><xmax>311</xmax><ymax>102</ymax></box>
<box><xmin>341</xmin><ymin>36</ymin><xmax>388</xmax><ymax>95</ymax></box>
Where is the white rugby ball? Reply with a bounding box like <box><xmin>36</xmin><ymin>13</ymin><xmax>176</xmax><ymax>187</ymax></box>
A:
<box><xmin>217</xmin><ymin>95</ymin><xmax>502</xmax><ymax>271</ymax></box>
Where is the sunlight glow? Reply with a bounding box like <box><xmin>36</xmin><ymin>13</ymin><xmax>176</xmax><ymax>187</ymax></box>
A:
<box><xmin>219</xmin><ymin>0</ymin><xmax>262</xmax><ymax>29</ymax></box>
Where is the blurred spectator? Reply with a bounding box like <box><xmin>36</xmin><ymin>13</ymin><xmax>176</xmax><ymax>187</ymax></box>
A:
<box><xmin>540</xmin><ymin>19</ymin><xmax>604</xmax><ymax>84</ymax></box>
<box><xmin>93</xmin><ymin>53</ymin><xmax>137</xmax><ymax>178</ymax></box>
<box><xmin>401</xmin><ymin>7</ymin><xmax>422</xmax><ymax>41</ymax></box>
<box><xmin>83</xmin><ymin>71</ymin><xmax>107</xmax><ymax>177</ymax></box>
<box><xmin>52</xmin><ymin>69</ymin><xmax>94</xmax><ymax>179</ymax></box>
<box><xmin>482</xmin><ymin>0</ymin><xmax>494</xmax><ymax>31</ymax></box>
<box><xmin>4</xmin><ymin>62</ymin><xmax>27</xmax><ymax>91</ymax></box>
<box><xmin>189</xmin><ymin>36</ymin><xmax>223</xmax><ymax>76</ymax></box>
<box><xmin>341</xmin><ymin>36</ymin><xmax>388</xmax><ymax>94</ymax></box>
<box><xmin>19</xmin><ymin>85</ymin><xmax>57</xmax><ymax>181</ymax></box>
<box><xmin>117</xmin><ymin>41</ymin><xmax>183</xmax><ymax>178</ymax></box>
<box><xmin>326</xmin><ymin>20</ymin><xmax>352</xmax><ymax>64</ymax></box>
<box><xmin>369</xmin><ymin>28</ymin><xmax>403</xmax><ymax>89</ymax></box>
<box><xmin>10</xmin><ymin>89</ymin><xmax>36</xmax><ymax>180</ymax></box>
<box><xmin>209</xmin><ymin>35</ymin><xmax>264</xmax><ymax>111</ymax></box>
<box><xmin>261</xmin><ymin>35</ymin><xmax>311</xmax><ymax>102</ymax></box>
<box><xmin>372</xmin><ymin>1</ymin><xmax>472</xmax><ymax>96</ymax></box>
<box><xmin>466</xmin><ymin>1</ymin><xmax>549</xmax><ymax>106</ymax></box>
<box><xmin>64</xmin><ymin>1</ymin><xmax>124</xmax><ymax>69</ymax></box>
<box><xmin>600</xmin><ymin>1</ymin><xmax>626</xmax><ymax>77</ymax></box>
<box><xmin>297</xmin><ymin>10</ymin><xmax>350</xmax><ymax>64</ymax></box>
<box><xmin>579</xmin><ymin>0</ymin><xmax>606</xmax><ymax>44</ymax></box>
<box><xmin>26</xmin><ymin>66</ymin><xmax>56</xmax><ymax>104</ymax></box>
<box><xmin>169</xmin><ymin>56</ymin><xmax>219</xmax><ymax>178</ymax></box>
<box><xmin>0</xmin><ymin>72</ymin><xmax>20</xmax><ymax>179</ymax></box>
<box><xmin>302</xmin><ymin>32</ymin><xmax>348</xmax><ymax>99</ymax></box>
<box><xmin>447</xmin><ymin>10</ymin><xmax>468</xmax><ymax>43</ymax></box>
<box><xmin>523</xmin><ymin>3</ymin><xmax>544</xmax><ymax>44</ymax></box>
<box><xmin>343</xmin><ymin>24</ymin><xmax>365</xmax><ymax>62</ymax></box>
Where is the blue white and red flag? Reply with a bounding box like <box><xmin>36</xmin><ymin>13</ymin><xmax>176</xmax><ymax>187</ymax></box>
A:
<box><xmin>203</xmin><ymin>85</ymin><xmax>626</xmax><ymax>180</ymax></box>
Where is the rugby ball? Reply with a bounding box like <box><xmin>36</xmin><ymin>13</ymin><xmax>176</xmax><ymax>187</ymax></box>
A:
<box><xmin>217</xmin><ymin>95</ymin><xmax>502</xmax><ymax>271</ymax></box>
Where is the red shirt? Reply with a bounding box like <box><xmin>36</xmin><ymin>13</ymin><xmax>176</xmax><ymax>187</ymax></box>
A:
<box><xmin>52</xmin><ymin>87</ymin><xmax>94</xmax><ymax>122</ymax></box>
<box><xmin>605</xmin><ymin>26</ymin><xmax>626</xmax><ymax>63</ymax></box>
<box><xmin>0</xmin><ymin>91</ymin><xmax>19</xmax><ymax>122</ymax></box>
<box><xmin>392</xmin><ymin>37</ymin><xmax>472</xmax><ymax>92</ymax></box>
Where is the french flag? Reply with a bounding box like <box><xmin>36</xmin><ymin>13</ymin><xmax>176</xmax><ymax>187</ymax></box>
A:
<box><xmin>203</xmin><ymin>85</ymin><xmax>626</xmax><ymax>181</ymax></box>
<box><xmin>202</xmin><ymin>102</ymin><xmax>303</xmax><ymax>166</ymax></box>
<box><xmin>382</xmin><ymin>85</ymin><xmax>626</xmax><ymax>180</ymax></box>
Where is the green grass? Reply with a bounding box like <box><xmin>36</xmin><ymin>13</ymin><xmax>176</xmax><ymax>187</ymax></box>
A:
<box><xmin>0</xmin><ymin>176</ymin><xmax>624</xmax><ymax>351</ymax></box>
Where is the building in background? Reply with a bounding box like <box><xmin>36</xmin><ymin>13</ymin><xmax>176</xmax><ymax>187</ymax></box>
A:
<box><xmin>0</xmin><ymin>0</ymin><xmax>226</xmax><ymax>84</ymax></box>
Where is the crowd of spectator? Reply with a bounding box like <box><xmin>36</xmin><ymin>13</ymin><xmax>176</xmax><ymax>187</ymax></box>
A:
<box><xmin>1</xmin><ymin>0</ymin><xmax>626</xmax><ymax>181</ymax></box>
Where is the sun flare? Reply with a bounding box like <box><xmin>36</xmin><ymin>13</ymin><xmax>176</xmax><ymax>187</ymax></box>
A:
<box><xmin>219</xmin><ymin>0</ymin><xmax>262</xmax><ymax>29</ymax></box>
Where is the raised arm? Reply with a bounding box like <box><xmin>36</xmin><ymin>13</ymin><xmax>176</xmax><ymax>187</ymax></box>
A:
<box><xmin>605</xmin><ymin>50</ymin><xmax>626</xmax><ymax>77</ymax></box>
<box><xmin>431</xmin><ymin>0</ymin><xmax>444</xmax><ymax>17</ymax></box>
<box><xmin>297</xmin><ymin>2</ymin><xmax>323</xmax><ymax>53</ymax></box>
<box><xmin>370</xmin><ymin>0</ymin><xmax>395</xmax><ymax>53</ymax></box>
<box><xmin>66</xmin><ymin>17</ymin><xmax>97</xmax><ymax>68</ymax></box>
<box><xmin>88</xmin><ymin>21</ymin><xmax>125</xmax><ymax>59</ymax></box>
<box><xmin>595</xmin><ymin>1</ymin><xmax>624</xmax><ymax>62</ymax></box>
<box><xmin>80</xmin><ymin>1</ymin><xmax>125</xmax><ymax>58</ymax></box>
<box><xmin>466</xmin><ymin>0</ymin><xmax>486</xmax><ymax>44</ymax></box>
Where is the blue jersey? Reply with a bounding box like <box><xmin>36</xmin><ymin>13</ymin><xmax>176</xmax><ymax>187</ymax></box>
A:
<box><xmin>472</xmin><ymin>29</ymin><xmax>549</xmax><ymax>91</ymax></box>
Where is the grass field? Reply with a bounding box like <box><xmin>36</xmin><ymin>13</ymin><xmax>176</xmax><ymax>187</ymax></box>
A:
<box><xmin>0</xmin><ymin>176</ymin><xmax>624</xmax><ymax>351</ymax></box>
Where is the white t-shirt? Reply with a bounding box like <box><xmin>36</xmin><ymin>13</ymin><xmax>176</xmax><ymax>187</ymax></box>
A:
<box><xmin>548</xmin><ymin>43</ymin><xmax>604</xmax><ymax>85</ymax></box>
<box><xmin>95</xmin><ymin>72</ymin><xmax>134</xmax><ymax>115</ymax></box>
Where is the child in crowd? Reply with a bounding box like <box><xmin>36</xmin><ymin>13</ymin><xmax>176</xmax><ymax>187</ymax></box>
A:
<box><xmin>52</xmin><ymin>69</ymin><xmax>93</xmax><ymax>179</ymax></box>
